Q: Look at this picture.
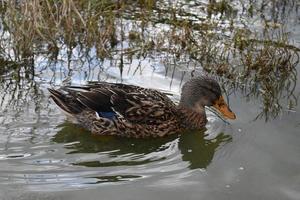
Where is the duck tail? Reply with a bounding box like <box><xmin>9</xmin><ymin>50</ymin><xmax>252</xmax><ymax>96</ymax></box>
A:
<box><xmin>48</xmin><ymin>88</ymin><xmax>84</xmax><ymax>115</ymax></box>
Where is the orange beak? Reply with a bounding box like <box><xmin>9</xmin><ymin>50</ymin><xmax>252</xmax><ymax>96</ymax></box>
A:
<box><xmin>212</xmin><ymin>96</ymin><xmax>236</xmax><ymax>119</ymax></box>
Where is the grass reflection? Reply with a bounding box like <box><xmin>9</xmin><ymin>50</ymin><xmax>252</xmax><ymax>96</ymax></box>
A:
<box><xmin>0</xmin><ymin>56</ymin><xmax>42</xmax><ymax>112</ymax></box>
<box><xmin>0</xmin><ymin>0</ymin><xmax>299</xmax><ymax>120</ymax></box>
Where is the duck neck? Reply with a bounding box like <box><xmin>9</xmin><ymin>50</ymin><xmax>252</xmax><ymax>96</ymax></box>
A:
<box><xmin>177</xmin><ymin>105</ymin><xmax>207</xmax><ymax>129</ymax></box>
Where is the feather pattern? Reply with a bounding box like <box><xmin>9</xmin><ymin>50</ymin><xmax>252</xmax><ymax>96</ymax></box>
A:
<box><xmin>49</xmin><ymin>79</ymin><xmax>213</xmax><ymax>138</ymax></box>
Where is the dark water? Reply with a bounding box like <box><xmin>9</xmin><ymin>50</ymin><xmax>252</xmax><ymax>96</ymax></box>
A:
<box><xmin>0</xmin><ymin>1</ymin><xmax>300</xmax><ymax>200</ymax></box>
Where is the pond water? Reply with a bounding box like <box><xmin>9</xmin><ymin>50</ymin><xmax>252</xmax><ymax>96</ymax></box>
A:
<box><xmin>0</xmin><ymin>1</ymin><xmax>300</xmax><ymax>200</ymax></box>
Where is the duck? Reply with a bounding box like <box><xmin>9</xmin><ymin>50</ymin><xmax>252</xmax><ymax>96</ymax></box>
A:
<box><xmin>48</xmin><ymin>76</ymin><xmax>236</xmax><ymax>138</ymax></box>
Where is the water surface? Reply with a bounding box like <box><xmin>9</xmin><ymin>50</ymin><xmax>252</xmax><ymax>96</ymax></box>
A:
<box><xmin>0</xmin><ymin>1</ymin><xmax>300</xmax><ymax>200</ymax></box>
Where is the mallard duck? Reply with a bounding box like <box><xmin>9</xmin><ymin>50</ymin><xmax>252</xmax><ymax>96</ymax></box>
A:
<box><xmin>48</xmin><ymin>76</ymin><xmax>236</xmax><ymax>138</ymax></box>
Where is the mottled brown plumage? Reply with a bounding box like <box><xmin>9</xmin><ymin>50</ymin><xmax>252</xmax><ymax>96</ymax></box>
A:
<box><xmin>49</xmin><ymin>76</ymin><xmax>236</xmax><ymax>138</ymax></box>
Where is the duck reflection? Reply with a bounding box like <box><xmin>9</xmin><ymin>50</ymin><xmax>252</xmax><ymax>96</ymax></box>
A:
<box><xmin>178</xmin><ymin>131</ymin><xmax>232</xmax><ymax>169</ymax></box>
<box><xmin>52</xmin><ymin>123</ymin><xmax>232</xmax><ymax>169</ymax></box>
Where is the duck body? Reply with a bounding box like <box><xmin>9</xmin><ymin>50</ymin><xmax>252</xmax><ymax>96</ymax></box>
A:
<box><xmin>49</xmin><ymin>77</ymin><xmax>235</xmax><ymax>138</ymax></box>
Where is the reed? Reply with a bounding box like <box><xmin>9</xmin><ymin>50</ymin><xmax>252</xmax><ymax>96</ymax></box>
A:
<box><xmin>0</xmin><ymin>0</ymin><xmax>299</xmax><ymax>120</ymax></box>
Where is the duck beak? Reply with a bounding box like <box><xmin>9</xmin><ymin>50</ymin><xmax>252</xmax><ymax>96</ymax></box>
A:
<box><xmin>212</xmin><ymin>96</ymin><xmax>236</xmax><ymax>119</ymax></box>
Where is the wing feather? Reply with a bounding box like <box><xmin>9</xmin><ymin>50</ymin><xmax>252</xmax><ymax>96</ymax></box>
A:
<box><xmin>62</xmin><ymin>83</ymin><xmax>176</xmax><ymax>124</ymax></box>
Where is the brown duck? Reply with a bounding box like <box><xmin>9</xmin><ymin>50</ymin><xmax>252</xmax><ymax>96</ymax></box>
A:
<box><xmin>48</xmin><ymin>76</ymin><xmax>236</xmax><ymax>138</ymax></box>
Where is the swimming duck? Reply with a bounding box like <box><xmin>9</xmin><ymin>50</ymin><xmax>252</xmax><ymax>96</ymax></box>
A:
<box><xmin>48</xmin><ymin>76</ymin><xmax>236</xmax><ymax>138</ymax></box>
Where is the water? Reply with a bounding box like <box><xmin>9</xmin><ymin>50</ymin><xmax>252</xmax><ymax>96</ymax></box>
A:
<box><xmin>0</xmin><ymin>1</ymin><xmax>300</xmax><ymax>200</ymax></box>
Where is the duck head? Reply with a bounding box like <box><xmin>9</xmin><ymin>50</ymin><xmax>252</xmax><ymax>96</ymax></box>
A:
<box><xmin>179</xmin><ymin>76</ymin><xmax>236</xmax><ymax>120</ymax></box>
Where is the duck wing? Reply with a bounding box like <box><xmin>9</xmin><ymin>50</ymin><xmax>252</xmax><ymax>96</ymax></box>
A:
<box><xmin>66</xmin><ymin>83</ymin><xmax>177</xmax><ymax>124</ymax></box>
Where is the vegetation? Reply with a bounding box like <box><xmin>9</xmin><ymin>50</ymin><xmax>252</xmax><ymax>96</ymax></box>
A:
<box><xmin>0</xmin><ymin>0</ymin><xmax>299</xmax><ymax>120</ymax></box>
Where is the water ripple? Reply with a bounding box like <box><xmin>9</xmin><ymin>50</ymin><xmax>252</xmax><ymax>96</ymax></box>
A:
<box><xmin>0</xmin><ymin>115</ymin><xmax>232</xmax><ymax>191</ymax></box>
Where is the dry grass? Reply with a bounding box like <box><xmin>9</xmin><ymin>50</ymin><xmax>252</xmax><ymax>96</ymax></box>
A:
<box><xmin>0</xmin><ymin>0</ymin><xmax>299</xmax><ymax>119</ymax></box>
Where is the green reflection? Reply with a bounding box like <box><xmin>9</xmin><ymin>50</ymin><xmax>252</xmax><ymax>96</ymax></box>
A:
<box><xmin>86</xmin><ymin>175</ymin><xmax>142</xmax><ymax>184</ymax></box>
<box><xmin>53</xmin><ymin>122</ymin><xmax>232</xmax><ymax>169</ymax></box>
<box><xmin>178</xmin><ymin>131</ymin><xmax>232</xmax><ymax>169</ymax></box>
<box><xmin>53</xmin><ymin>122</ymin><xmax>178</xmax><ymax>154</ymax></box>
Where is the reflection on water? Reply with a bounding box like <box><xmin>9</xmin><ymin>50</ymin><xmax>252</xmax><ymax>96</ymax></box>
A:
<box><xmin>179</xmin><ymin>132</ymin><xmax>232</xmax><ymax>169</ymax></box>
<box><xmin>0</xmin><ymin>0</ymin><xmax>298</xmax><ymax>120</ymax></box>
<box><xmin>0</xmin><ymin>118</ymin><xmax>232</xmax><ymax>191</ymax></box>
<box><xmin>53</xmin><ymin>123</ymin><xmax>232</xmax><ymax>170</ymax></box>
<box><xmin>0</xmin><ymin>0</ymin><xmax>299</xmax><ymax>197</ymax></box>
